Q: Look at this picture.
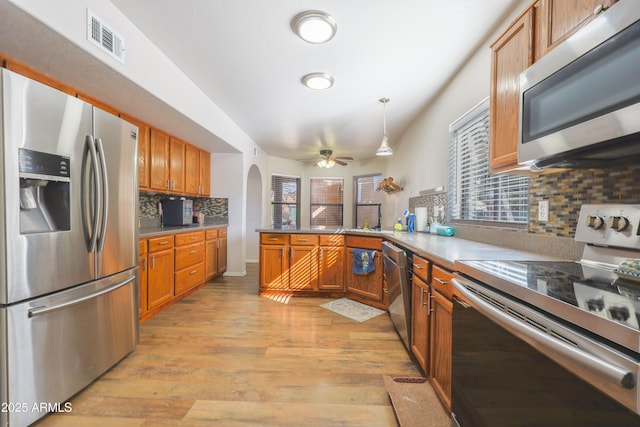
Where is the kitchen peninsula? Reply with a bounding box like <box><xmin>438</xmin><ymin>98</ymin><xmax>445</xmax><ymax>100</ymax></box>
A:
<box><xmin>257</xmin><ymin>228</ymin><xmax>555</xmax><ymax>411</ymax></box>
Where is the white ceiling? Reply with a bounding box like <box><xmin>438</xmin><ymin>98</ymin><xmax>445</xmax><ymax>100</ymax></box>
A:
<box><xmin>108</xmin><ymin>0</ymin><xmax>520</xmax><ymax>163</ymax></box>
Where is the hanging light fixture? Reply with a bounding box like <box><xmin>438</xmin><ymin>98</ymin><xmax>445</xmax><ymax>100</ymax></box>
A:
<box><xmin>376</xmin><ymin>97</ymin><xmax>393</xmax><ymax>156</ymax></box>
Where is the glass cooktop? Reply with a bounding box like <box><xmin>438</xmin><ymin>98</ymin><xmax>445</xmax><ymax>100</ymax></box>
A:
<box><xmin>458</xmin><ymin>260</ymin><xmax>640</xmax><ymax>335</ymax></box>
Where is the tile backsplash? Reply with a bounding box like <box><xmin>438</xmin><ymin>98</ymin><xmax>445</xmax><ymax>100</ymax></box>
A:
<box><xmin>139</xmin><ymin>192</ymin><xmax>228</xmax><ymax>218</ymax></box>
<box><xmin>406</xmin><ymin>165</ymin><xmax>640</xmax><ymax>260</ymax></box>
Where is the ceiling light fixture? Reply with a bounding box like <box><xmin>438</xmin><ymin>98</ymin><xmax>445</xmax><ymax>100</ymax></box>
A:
<box><xmin>302</xmin><ymin>72</ymin><xmax>334</xmax><ymax>90</ymax></box>
<box><xmin>376</xmin><ymin>98</ymin><xmax>393</xmax><ymax>156</ymax></box>
<box><xmin>292</xmin><ymin>10</ymin><xmax>337</xmax><ymax>44</ymax></box>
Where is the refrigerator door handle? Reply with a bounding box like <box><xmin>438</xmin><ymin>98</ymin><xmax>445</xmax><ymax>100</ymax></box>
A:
<box><xmin>95</xmin><ymin>137</ymin><xmax>109</xmax><ymax>252</ymax></box>
<box><xmin>84</xmin><ymin>135</ymin><xmax>101</xmax><ymax>253</ymax></box>
<box><xmin>28</xmin><ymin>275</ymin><xmax>135</xmax><ymax>318</ymax></box>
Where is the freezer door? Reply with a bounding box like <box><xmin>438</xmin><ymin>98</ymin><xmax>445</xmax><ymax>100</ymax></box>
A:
<box><xmin>93</xmin><ymin>108</ymin><xmax>138</xmax><ymax>279</ymax></box>
<box><xmin>1</xmin><ymin>69</ymin><xmax>94</xmax><ymax>304</ymax></box>
<box><xmin>1</xmin><ymin>269</ymin><xmax>138</xmax><ymax>427</ymax></box>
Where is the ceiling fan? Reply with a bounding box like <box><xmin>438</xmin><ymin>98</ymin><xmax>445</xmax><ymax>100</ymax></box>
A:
<box><xmin>314</xmin><ymin>149</ymin><xmax>353</xmax><ymax>168</ymax></box>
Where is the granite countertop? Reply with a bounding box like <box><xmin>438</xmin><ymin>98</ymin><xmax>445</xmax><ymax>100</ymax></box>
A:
<box><xmin>257</xmin><ymin>228</ymin><xmax>558</xmax><ymax>270</ymax></box>
<box><xmin>141</xmin><ymin>221</ymin><xmax>228</xmax><ymax>238</ymax></box>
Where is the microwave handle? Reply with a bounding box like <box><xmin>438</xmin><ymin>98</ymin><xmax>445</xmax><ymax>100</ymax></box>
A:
<box><xmin>452</xmin><ymin>278</ymin><xmax>635</xmax><ymax>390</ymax></box>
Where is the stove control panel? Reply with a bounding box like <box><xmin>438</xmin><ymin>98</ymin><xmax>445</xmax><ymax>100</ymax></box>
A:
<box><xmin>575</xmin><ymin>204</ymin><xmax>640</xmax><ymax>249</ymax></box>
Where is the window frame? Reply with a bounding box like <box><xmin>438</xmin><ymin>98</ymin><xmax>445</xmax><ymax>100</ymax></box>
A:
<box><xmin>353</xmin><ymin>174</ymin><xmax>383</xmax><ymax>229</ymax></box>
<box><xmin>271</xmin><ymin>174</ymin><xmax>300</xmax><ymax>230</ymax></box>
<box><xmin>447</xmin><ymin>97</ymin><xmax>529</xmax><ymax>228</ymax></box>
<box><xmin>310</xmin><ymin>177</ymin><xmax>344</xmax><ymax>229</ymax></box>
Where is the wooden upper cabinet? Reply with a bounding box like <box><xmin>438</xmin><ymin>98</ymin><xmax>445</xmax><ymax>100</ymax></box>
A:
<box><xmin>537</xmin><ymin>0</ymin><xmax>618</xmax><ymax>57</ymax></box>
<box><xmin>121</xmin><ymin>114</ymin><xmax>151</xmax><ymax>190</ymax></box>
<box><xmin>150</xmin><ymin>128</ymin><xmax>170</xmax><ymax>191</ymax></box>
<box><xmin>199</xmin><ymin>150</ymin><xmax>211</xmax><ymax>197</ymax></box>
<box><xmin>185</xmin><ymin>143</ymin><xmax>200</xmax><ymax>195</ymax></box>
<box><xmin>169</xmin><ymin>137</ymin><xmax>186</xmax><ymax>193</ymax></box>
<box><xmin>489</xmin><ymin>4</ymin><xmax>536</xmax><ymax>174</ymax></box>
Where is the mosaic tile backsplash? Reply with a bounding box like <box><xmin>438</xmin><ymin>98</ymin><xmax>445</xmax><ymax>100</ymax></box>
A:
<box><xmin>139</xmin><ymin>192</ymin><xmax>228</xmax><ymax>218</ymax></box>
<box><xmin>528</xmin><ymin>164</ymin><xmax>640</xmax><ymax>237</ymax></box>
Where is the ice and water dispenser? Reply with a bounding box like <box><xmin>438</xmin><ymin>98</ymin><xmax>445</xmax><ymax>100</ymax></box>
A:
<box><xmin>19</xmin><ymin>148</ymin><xmax>71</xmax><ymax>234</ymax></box>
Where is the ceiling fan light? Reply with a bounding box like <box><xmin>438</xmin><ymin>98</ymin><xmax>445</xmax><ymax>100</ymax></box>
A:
<box><xmin>376</xmin><ymin>134</ymin><xmax>393</xmax><ymax>156</ymax></box>
<box><xmin>302</xmin><ymin>73</ymin><xmax>334</xmax><ymax>90</ymax></box>
<box><xmin>317</xmin><ymin>158</ymin><xmax>335</xmax><ymax>168</ymax></box>
<box><xmin>293</xmin><ymin>11</ymin><xmax>337</xmax><ymax>44</ymax></box>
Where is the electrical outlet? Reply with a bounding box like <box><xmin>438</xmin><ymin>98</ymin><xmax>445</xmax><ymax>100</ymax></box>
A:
<box><xmin>538</xmin><ymin>200</ymin><xmax>549</xmax><ymax>222</ymax></box>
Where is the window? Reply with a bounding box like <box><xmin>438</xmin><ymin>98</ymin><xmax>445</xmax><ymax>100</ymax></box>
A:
<box><xmin>354</xmin><ymin>174</ymin><xmax>383</xmax><ymax>229</ymax></box>
<box><xmin>310</xmin><ymin>178</ymin><xmax>344</xmax><ymax>229</ymax></box>
<box><xmin>447</xmin><ymin>98</ymin><xmax>529</xmax><ymax>225</ymax></box>
<box><xmin>271</xmin><ymin>174</ymin><xmax>300</xmax><ymax>229</ymax></box>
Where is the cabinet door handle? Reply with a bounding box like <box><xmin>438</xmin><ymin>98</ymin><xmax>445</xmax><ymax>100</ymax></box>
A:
<box><xmin>189</xmin><ymin>250</ymin><xmax>197</xmax><ymax>255</ymax></box>
<box><xmin>151</xmin><ymin>254</ymin><xmax>155</xmax><ymax>268</ymax></box>
<box><xmin>190</xmin><ymin>270</ymin><xmax>197</xmax><ymax>275</ymax></box>
<box><xmin>427</xmin><ymin>292</ymin><xmax>433</xmax><ymax>314</ymax></box>
<box><xmin>414</xmin><ymin>264</ymin><xmax>424</xmax><ymax>269</ymax></box>
<box><xmin>159</xmin><ymin>241</ymin><xmax>169</xmax><ymax>245</ymax></box>
<box><xmin>268</xmin><ymin>237</ymin><xmax>279</xmax><ymax>241</ymax></box>
<box><xmin>421</xmin><ymin>288</ymin><xmax>427</xmax><ymax>307</ymax></box>
<box><xmin>142</xmin><ymin>257</ymin><xmax>147</xmax><ymax>271</ymax></box>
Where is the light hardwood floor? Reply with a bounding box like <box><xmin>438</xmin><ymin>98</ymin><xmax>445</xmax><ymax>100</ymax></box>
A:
<box><xmin>35</xmin><ymin>264</ymin><xmax>429</xmax><ymax>426</ymax></box>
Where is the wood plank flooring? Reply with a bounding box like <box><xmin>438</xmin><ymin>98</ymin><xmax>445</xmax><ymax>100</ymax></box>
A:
<box><xmin>35</xmin><ymin>264</ymin><xmax>443</xmax><ymax>426</ymax></box>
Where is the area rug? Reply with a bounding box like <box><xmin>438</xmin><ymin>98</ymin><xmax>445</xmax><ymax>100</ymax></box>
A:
<box><xmin>320</xmin><ymin>298</ymin><xmax>386</xmax><ymax>323</ymax></box>
<box><xmin>383</xmin><ymin>375</ymin><xmax>450</xmax><ymax>427</ymax></box>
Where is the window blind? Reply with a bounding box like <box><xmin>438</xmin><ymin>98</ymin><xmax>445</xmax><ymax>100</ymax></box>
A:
<box><xmin>271</xmin><ymin>174</ymin><xmax>300</xmax><ymax>229</ymax></box>
<box><xmin>310</xmin><ymin>178</ymin><xmax>344</xmax><ymax>229</ymax></box>
<box><xmin>447</xmin><ymin>98</ymin><xmax>529</xmax><ymax>225</ymax></box>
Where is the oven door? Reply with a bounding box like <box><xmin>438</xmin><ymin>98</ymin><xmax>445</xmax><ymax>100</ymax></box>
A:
<box><xmin>451</xmin><ymin>276</ymin><xmax>640</xmax><ymax>427</ymax></box>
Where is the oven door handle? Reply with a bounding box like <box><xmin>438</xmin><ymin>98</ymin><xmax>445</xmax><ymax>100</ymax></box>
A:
<box><xmin>452</xmin><ymin>278</ymin><xmax>636</xmax><ymax>390</ymax></box>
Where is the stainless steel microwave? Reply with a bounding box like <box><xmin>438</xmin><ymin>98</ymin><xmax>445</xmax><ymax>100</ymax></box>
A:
<box><xmin>518</xmin><ymin>0</ymin><xmax>640</xmax><ymax>169</ymax></box>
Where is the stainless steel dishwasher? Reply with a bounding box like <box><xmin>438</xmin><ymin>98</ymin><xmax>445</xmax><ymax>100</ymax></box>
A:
<box><xmin>382</xmin><ymin>241</ymin><xmax>412</xmax><ymax>351</ymax></box>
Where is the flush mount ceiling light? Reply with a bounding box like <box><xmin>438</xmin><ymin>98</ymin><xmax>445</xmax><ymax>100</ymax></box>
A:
<box><xmin>376</xmin><ymin>97</ymin><xmax>393</xmax><ymax>156</ymax></box>
<box><xmin>302</xmin><ymin>72</ymin><xmax>334</xmax><ymax>90</ymax></box>
<box><xmin>292</xmin><ymin>10</ymin><xmax>337</xmax><ymax>44</ymax></box>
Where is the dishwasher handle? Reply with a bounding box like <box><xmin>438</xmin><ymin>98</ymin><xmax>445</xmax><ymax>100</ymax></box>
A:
<box><xmin>452</xmin><ymin>278</ymin><xmax>636</xmax><ymax>390</ymax></box>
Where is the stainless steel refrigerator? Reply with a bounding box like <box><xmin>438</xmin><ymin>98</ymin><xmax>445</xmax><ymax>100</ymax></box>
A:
<box><xmin>0</xmin><ymin>69</ymin><xmax>139</xmax><ymax>427</ymax></box>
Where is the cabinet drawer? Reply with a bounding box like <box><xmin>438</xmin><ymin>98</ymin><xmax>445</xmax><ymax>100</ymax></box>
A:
<box><xmin>139</xmin><ymin>239</ymin><xmax>148</xmax><ymax>256</ymax></box>
<box><xmin>175</xmin><ymin>231</ymin><xmax>205</xmax><ymax>246</ymax></box>
<box><xmin>218</xmin><ymin>228</ymin><xmax>228</xmax><ymax>238</ymax></box>
<box><xmin>175</xmin><ymin>242</ymin><xmax>205</xmax><ymax>270</ymax></box>
<box><xmin>261</xmin><ymin>233</ymin><xmax>287</xmax><ymax>245</ymax></box>
<box><xmin>345</xmin><ymin>235</ymin><xmax>382</xmax><ymax>250</ymax></box>
<box><xmin>205</xmin><ymin>229</ymin><xmax>218</xmax><ymax>240</ymax></box>
<box><xmin>175</xmin><ymin>262</ymin><xmax>205</xmax><ymax>294</ymax></box>
<box><xmin>413</xmin><ymin>255</ymin><xmax>430</xmax><ymax>283</ymax></box>
<box><xmin>319</xmin><ymin>234</ymin><xmax>344</xmax><ymax>246</ymax></box>
<box><xmin>148</xmin><ymin>235</ymin><xmax>174</xmax><ymax>252</ymax></box>
<box><xmin>290</xmin><ymin>234</ymin><xmax>318</xmax><ymax>246</ymax></box>
<box><xmin>432</xmin><ymin>265</ymin><xmax>454</xmax><ymax>300</ymax></box>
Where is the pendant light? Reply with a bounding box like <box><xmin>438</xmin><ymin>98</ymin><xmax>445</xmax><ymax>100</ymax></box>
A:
<box><xmin>376</xmin><ymin>97</ymin><xmax>393</xmax><ymax>156</ymax></box>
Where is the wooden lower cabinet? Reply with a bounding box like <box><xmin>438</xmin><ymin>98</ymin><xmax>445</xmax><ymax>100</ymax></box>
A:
<box><xmin>147</xmin><ymin>236</ymin><xmax>174</xmax><ymax>310</ymax></box>
<box><xmin>260</xmin><ymin>237</ymin><xmax>288</xmax><ymax>290</ymax></box>
<box><xmin>411</xmin><ymin>255</ymin><xmax>431</xmax><ymax>375</ymax></box>
<box><xmin>174</xmin><ymin>231</ymin><xmax>205</xmax><ymax>296</ymax></box>
<box><xmin>138</xmin><ymin>239</ymin><xmax>148</xmax><ymax>318</ymax></box>
<box><xmin>217</xmin><ymin>228</ymin><xmax>228</xmax><ymax>275</ymax></box>
<box><xmin>141</xmin><ymin>227</ymin><xmax>227</xmax><ymax>321</ymax></box>
<box><xmin>205</xmin><ymin>229</ymin><xmax>218</xmax><ymax>281</ymax></box>
<box><xmin>345</xmin><ymin>236</ymin><xmax>384</xmax><ymax>308</ymax></box>
<box><xmin>429</xmin><ymin>265</ymin><xmax>454</xmax><ymax>413</ymax></box>
<box><xmin>318</xmin><ymin>235</ymin><xmax>344</xmax><ymax>290</ymax></box>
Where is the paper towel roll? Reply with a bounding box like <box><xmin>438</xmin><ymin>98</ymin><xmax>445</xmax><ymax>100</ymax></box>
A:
<box><xmin>415</xmin><ymin>207</ymin><xmax>428</xmax><ymax>232</ymax></box>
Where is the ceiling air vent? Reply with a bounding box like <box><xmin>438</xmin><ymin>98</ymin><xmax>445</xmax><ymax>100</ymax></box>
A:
<box><xmin>87</xmin><ymin>9</ymin><xmax>125</xmax><ymax>63</ymax></box>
